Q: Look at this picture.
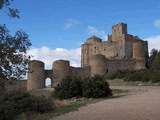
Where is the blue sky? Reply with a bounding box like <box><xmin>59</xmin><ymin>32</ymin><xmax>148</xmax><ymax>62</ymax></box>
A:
<box><xmin>0</xmin><ymin>0</ymin><xmax>160</xmax><ymax>68</ymax></box>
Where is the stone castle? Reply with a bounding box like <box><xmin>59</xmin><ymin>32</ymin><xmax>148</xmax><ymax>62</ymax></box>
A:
<box><xmin>5</xmin><ymin>22</ymin><xmax>149</xmax><ymax>91</ymax></box>
<box><xmin>81</xmin><ymin>22</ymin><xmax>148</xmax><ymax>74</ymax></box>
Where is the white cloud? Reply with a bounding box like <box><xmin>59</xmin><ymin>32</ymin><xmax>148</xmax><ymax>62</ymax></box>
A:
<box><xmin>64</xmin><ymin>19</ymin><xmax>80</xmax><ymax>29</ymax></box>
<box><xmin>145</xmin><ymin>35</ymin><xmax>160</xmax><ymax>52</ymax></box>
<box><xmin>87</xmin><ymin>26</ymin><xmax>108</xmax><ymax>40</ymax></box>
<box><xmin>27</xmin><ymin>35</ymin><xmax>160</xmax><ymax>69</ymax></box>
<box><xmin>154</xmin><ymin>19</ymin><xmax>160</xmax><ymax>29</ymax></box>
<box><xmin>27</xmin><ymin>46</ymin><xmax>81</xmax><ymax>69</ymax></box>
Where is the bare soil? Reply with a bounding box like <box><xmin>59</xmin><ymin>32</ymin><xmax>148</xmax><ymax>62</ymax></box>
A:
<box><xmin>51</xmin><ymin>86</ymin><xmax>160</xmax><ymax>120</ymax></box>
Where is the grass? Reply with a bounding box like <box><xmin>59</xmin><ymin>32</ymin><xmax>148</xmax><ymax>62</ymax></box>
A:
<box><xmin>16</xmin><ymin>99</ymin><xmax>89</xmax><ymax>120</ymax></box>
<box><xmin>16</xmin><ymin>88</ymin><xmax>129</xmax><ymax>120</ymax></box>
<box><xmin>54</xmin><ymin>100</ymin><xmax>87</xmax><ymax>116</ymax></box>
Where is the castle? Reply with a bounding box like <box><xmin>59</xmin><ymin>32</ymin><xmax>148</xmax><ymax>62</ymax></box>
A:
<box><xmin>5</xmin><ymin>23</ymin><xmax>149</xmax><ymax>91</ymax></box>
<box><xmin>81</xmin><ymin>23</ymin><xmax>148</xmax><ymax>74</ymax></box>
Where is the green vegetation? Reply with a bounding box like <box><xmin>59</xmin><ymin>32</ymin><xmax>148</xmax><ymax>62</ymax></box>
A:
<box><xmin>16</xmin><ymin>89</ymin><xmax>127</xmax><ymax>120</ymax></box>
<box><xmin>148</xmin><ymin>49</ymin><xmax>160</xmax><ymax>69</ymax></box>
<box><xmin>0</xmin><ymin>91</ymin><xmax>55</xmax><ymax>120</ymax></box>
<box><xmin>106</xmin><ymin>69</ymin><xmax>160</xmax><ymax>83</ymax></box>
<box><xmin>54</xmin><ymin>75</ymin><xmax>112</xmax><ymax>99</ymax></box>
<box><xmin>0</xmin><ymin>0</ymin><xmax>31</xmax><ymax>93</ymax></box>
<box><xmin>82</xmin><ymin>75</ymin><xmax>112</xmax><ymax>98</ymax></box>
<box><xmin>106</xmin><ymin>49</ymin><xmax>160</xmax><ymax>83</ymax></box>
<box><xmin>0</xmin><ymin>0</ymin><xmax>20</xmax><ymax>18</ymax></box>
<box><xmin>54</xmin><ymin>76</ymin><xmax>83</xmax><ymax>99</ymax></box>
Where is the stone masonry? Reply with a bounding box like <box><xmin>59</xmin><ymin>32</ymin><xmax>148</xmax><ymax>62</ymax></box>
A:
<box><xmin>26</xmin><ymin>22</ymin><xmax>149</xmax><ymax>90</ymax></box>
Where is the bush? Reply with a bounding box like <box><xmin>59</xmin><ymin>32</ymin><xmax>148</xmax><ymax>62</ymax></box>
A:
<box><xmin>29</xmin><ymin>95</ymin><xmax>54</xmax><ymax>113</ymax></box>
<box><xmin>82</xmin><ymin>75</ymin><xmax>112</xmax><ymax>98</ymax></box>
<box><xmin>106</xmin><ymin>69</ymin><xmax>160</xmax><ymax>83</ymax></box>
<box><xmin>0</xmin><ymin>91</ymin><xmax>55</xmax><ymax>120</ymax></box>
<box><xmin>54</xmin><ymin>76</ymin><xmax>82</xmax><ymax>99</ymax></box>
<box><xmin>105</xmin><ymin>70</ymin><xmax>127</xmax><ymax>80</ymax></box>
<box><xmin>69</xmin><ymin>77</ymin><xmax>83</xmax><ymax>97</ymax></box>
<box><xmin>0</xmin><ymin>91</ymin><xmax>31</xmax><ymax>120</ymax></box>
<box><xmin>149</xmin><ymin>70</ymin><xmax>160</xmax><ymax>82</ymax></box>
<box><xmin>54</xmin><ymin>75</ymin><xmax>112</xmax><ymax>99</ymax></box>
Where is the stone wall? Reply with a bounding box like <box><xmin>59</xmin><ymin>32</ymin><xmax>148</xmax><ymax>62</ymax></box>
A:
<box><xmin>5</xmin><ymin>80</ymin><xmax>27</xmax><ymax>92</ymax></box>
<box><xmin>106</xmin><ymin>59</ymin><xmax>136</xmax><ymax>73</ymax></box>
<box><xmin>70</xmin><ymin>66</ymin><xmax>90</xmax><ymax>79</ymax></box>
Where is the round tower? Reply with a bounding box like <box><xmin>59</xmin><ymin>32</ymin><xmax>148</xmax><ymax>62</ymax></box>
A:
<box><xmin>27</xmin><ymin>60</ymin><xmax>45</xmax><ymax>90</ymax></box>
<box><xmin>52</xmin><ymin>60</ymin><xmax>70</xmax><ymax>86</ymax></box>
<box><xmin>90</xmin><ymin>54</ymin><xmax>107</xmax><ymax>76</ymax></box>
<box><xmin>133</xmin><ymin>41</ymin><xmax>146</xmax><ymax>69</ymax></box>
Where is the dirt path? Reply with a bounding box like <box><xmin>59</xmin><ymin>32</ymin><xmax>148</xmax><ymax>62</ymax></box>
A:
<box><xmin>51</xmin><ymin>86</ymin><xmax>160</xmax><ymax>120</ymax></box>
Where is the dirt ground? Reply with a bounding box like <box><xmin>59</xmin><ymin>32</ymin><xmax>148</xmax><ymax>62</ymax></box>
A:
<box><xmin>51</xmin><ymin>86</ymin><xmax>160</xmax><ymax>120</ymax></box>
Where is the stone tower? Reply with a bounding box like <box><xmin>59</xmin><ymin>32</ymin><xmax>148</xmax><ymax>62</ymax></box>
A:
<box><xmin>52</xmin><ymin>60</ymin><xmax>71</xmax><ymax>86</ymax></box>
<box><xmin>81</xmin><ymin>36</ymin><xmax>103</xmax><ymax>67</ymax></box>
<box><xmin>27</xmin><ymin>60</ymin><xmax>45</xmax><ymax>90</ymax></box>
<box><xmin>90</xmin><ymin>54</ymin><xmax>107</xmax><ymax>76</ymax></box>
<box><xmin>112</xmin><ymin>23</ymin><xmax>127</xmax><ymax>42</ymax></box>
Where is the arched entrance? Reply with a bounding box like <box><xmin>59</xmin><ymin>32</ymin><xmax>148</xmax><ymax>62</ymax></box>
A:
<box><xmin>45</xmin><ymin>78</ymin><xmax>52</xmax><ymax>88</ymax></box>
<box><xmin>44</xmin><ymin>70</ymin><xmax>53</xmax><ymax>88</ymax></box>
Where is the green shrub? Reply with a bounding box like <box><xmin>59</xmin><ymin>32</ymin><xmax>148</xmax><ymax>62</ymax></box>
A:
<box><xmin>54</xmin><ymin>76</ymin><xmax>82</xmax><ymax>99</ymax></box>
<box><xmin>123</xmin><ymin>69</ymin><xmax>160</xmax><ymax>82</ymax></box>
<box><xmin>0</xmin><ymin>91</ymin><xmax>55</xmax><ymax>120</ymax></box>
<box><xmin>124</xmin><ymin>71</ymin><xmax>143</xmax><ymax>81</ymax></box>
<box><xmin>0</xmin><ymin>91</ymin><xmax>31</xmax><ymax>120</ymax></box>
<box><xmin>54</xmin><ymin>75</ymin><xmax>112</xmax><ymax>99</ymax></box>
<box><xmin>150</xmin><ymin>70</ymin><xmax>160</xmax><ymax>82</ymax></box>
<box><xmin>105</xmin><ymin>70</ymin><xmax>129</xmax><ymax>80</ymax></box>
<box><xmin>69</xmin><ymin>77</ymin><xmax>83</xmax><ymax>97</ymax></box>
<box><xmin>104</xmin><ymin>68</ymin><xmax>160</xmax><ymax>82</ymax></box>
<box><xmin>29</xmin><ymin>95</ymin><xmax>54</xmax><ymax>113</ymax></box>
<box><xmin>82</xmin><ymin>75</ymin><xmax>112</xmax><ymax>98</ymax></box>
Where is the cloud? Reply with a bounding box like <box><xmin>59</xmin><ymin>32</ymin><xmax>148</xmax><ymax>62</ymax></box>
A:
<box><xmin>145</xmin><ymin>35</ymin><xmax>160</xmax><ymax>52</ymax></box>
<box><xmin>154</xmin><ymin>19</ymin><xmax>160</xmax><ymax>29</ymax></box>
<box><xmin>64</xmin><ymin>19</ymin><xmax>80</xmax><ymax>29</ymax></box>
<box><xmin>27</xmin><ymin>35</ymin><xmax>160</xmax><ymax>69</ymax></box>
<box><xmin>27</xmin><ymin>46</ymin><xmax>81</xmax><ymax>69</ymax></box>
<box><xmin>87</xmin><ymin>26</ymin><xmax>108</xmax><ymax>40</ymax></box>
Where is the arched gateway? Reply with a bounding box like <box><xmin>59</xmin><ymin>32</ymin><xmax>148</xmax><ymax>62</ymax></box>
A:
<box><xmin>27</xmin><ymin>60</ymin><xmax>91</xmax><ymax>90</ymax></box>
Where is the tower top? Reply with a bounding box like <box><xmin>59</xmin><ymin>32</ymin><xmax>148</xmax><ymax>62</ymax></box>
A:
<box><xmin>112</xmin><ymin>22</ymin><xmax>127</xmax><ymax>28</ymax></box>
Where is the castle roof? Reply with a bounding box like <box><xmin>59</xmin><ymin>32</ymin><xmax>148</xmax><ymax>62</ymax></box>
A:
<box><xmin>86</xmin><ymin>35</ymin><xmax>102</xmax><ymax>43</ymax></box>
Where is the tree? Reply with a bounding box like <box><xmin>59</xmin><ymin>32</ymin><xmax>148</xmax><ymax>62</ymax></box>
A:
<box><xmin>0</xmin><ymin>0</ymin><xmax>19</xmax><ymax>18</ymax></box>
<box><xmin>153</xmin><ymin>51</ymin><xmax>160</xmax><ymax>69</ymax></box>
<box><xmin>0</xmin><ymin>1</ymin><xmax>31</xmax><ymax>92</ymax></box>
<box><xmin>148</xmin><ymin>49</ymin><xmax>158</xmax><ymax>69</ymax></box>
<box><xmin>0</xmin><ymin>24</ymin><xmax>31</xmax><ymax>79</ymax></box>
<box><xmin>0</xmin><ymin>25</ymin><xmax>31</xmax><ymax>90</ymax></box>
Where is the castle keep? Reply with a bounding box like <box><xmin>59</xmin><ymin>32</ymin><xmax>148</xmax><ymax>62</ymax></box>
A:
<box><xmin>24</xmin><ymin>22</ymin><xmax>148</xmax><ymax>90</ymax></box>
<box><xmin>81</xmin><ymin>23</ymin><xmax>148</xmax><ymax>75</ymax></box>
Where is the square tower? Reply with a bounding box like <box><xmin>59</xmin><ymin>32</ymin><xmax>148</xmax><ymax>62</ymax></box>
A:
<box><xmin>112</xmin><ymin>23</ymin><xmax>127</xmax><ymax>42</ymax></box>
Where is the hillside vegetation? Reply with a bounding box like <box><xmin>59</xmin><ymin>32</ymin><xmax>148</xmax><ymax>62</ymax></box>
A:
<box><xmin>106</xmin><ymin>49</ymin><xmax>160</xmax><ymax>82</ymax></box>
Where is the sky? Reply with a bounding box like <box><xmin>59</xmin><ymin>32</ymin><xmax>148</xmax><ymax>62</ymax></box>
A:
<box><xmin>0</xmin><ymin>0</ymin><xmax>160</xmax><ymax>69</ymax></box>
